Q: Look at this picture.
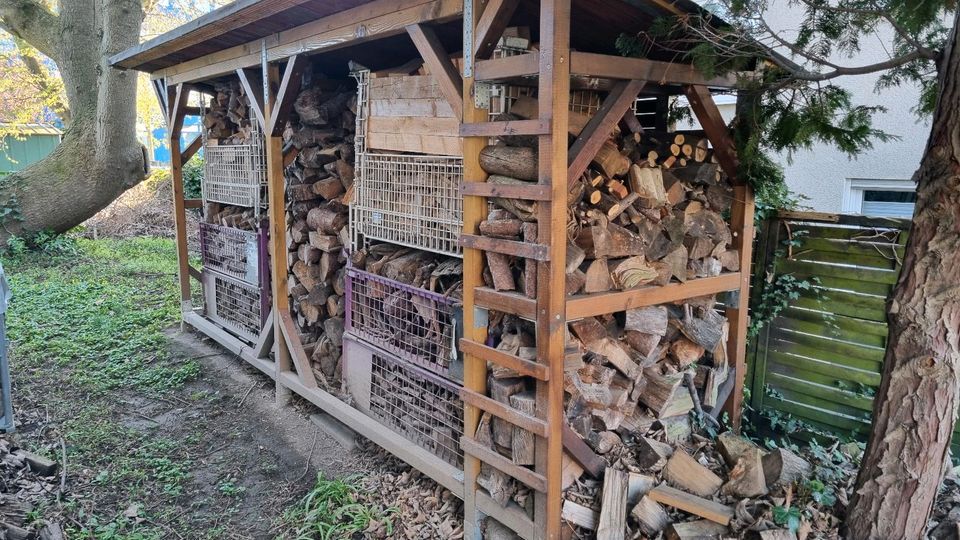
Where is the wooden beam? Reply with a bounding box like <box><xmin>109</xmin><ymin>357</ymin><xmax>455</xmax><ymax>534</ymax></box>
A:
<box><xmin>167</xmin><ymin>83</ymin><xmax>191</xmax><ymax>307</ymax></box>
<box><xmin>567</xmin><ymin>79</ymin><xmax>645</xmax><ymax>187</ymax></box>
<box><xmin>566</xmin><ymin>273</ymin><xmax>742</xmax><ymax>320</ymax></box>
<box><xmin>461</xmin><ymin>181</ymin><xmax>552</xmax><ymax>201</ymax></box>
<box><xmin>183</xmin><ymin>311</ymin><xmax>277</xmax><ymax>379</ymax></box>
<box><xmin>473</xmin><ymin>0</ymin><xmax>519</xmax><ymax>59</ymax></box>
<box><xmin>254</xmin><ymin>308</ymin><xmax>275</xmax><ymax>360</ymax></box>
<box><xmin>184</xmin><ymin>199</ymin><xmax>203</xmax><ymax>209</ymax></box>
<box><xmin>268</xmin><ymin>55</ymin><xmax>306</xmax><ymax>136</ymax></box>
<box><xmin>406</xmin><ymin>23</ymin><xmax>463</xmax><ymax>119</ymax></box>
<box><xmin>460</xmin><ymin>119</ymin><xmax>550</xmax><ymax>137</ymax></box>
<box><xmin>474</xmin><ymin>52</ymin><xmax>539</xmax><ymax>81</ymax></box>
<box><xmin>152</xmin><ymin>79</ymin><xmax>168</xmax><ymax>123</ymax></box>
<box><xmin>459</xmin><ymin>338</ymin><xmax>549</xmax><ymax>381</ymax></box>
<box><xmin>723</xmin><ymin>185</ymin><xmax>755</xmax><ymax>429</ymax></box>
<box><xmin>561</xmin><ymin>424</ymin><xmax>605</xmax><ymax>479</ymax></box>
<box><xmin>279</xmin><ymin>311</ymin><xmax>320</xmax><ymax>389</ymax></box>
<box><xmin>460</xmin><ymin>234</ymin><xmax>549</xmax><ymax>261</ymax></box>
<box><xmin>187</xmin><ymin>265</ymin><xmax>202</xmax><ymax>282</ymax></box>
<box><xmin>570</xmin><ymin>52</ymin><xmax>740</xmax><ymax>88</ymax></box>
<box><xmin>182</xmin><ymin>134</ymin><xmax>202</xmax><ymax>162</ymax></box>
<box><xmin>236</xmin><ymin>67</ymin><xmax>266</xmax><ymax>131</ymax></box>
<box><xmin>461</xmin><ymin>436</ymin><xmax>548</xmax><ymax>492</ymax></box>
<box><xmin>158</xmin><ymin>0</ymin><xmax>463</xmax><ymax>85</ymax></box>
<box><xmin>684</xmin><ymin>85</ymin><xmax>740</xmax><ymax>182</ymax></box>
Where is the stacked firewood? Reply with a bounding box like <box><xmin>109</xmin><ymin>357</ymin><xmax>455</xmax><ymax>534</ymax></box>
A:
<box><xmin>281</xmin><ymin>79</ymin><xmax>358</xmax><ymax>385</ymax></box>
<box><xmin>204</xmin><ymin>81</ymin><xmax>255</xmax><ymax>144</ymax></box>
<box><xmin>203</xmin><ymin>204</ymin><xmax>259</xmax><ymax>231</ymax></box>
<box><xmin>477</xmin><ymin>122</ymin><xmax>737</xmax><ymax>296</ymax></box>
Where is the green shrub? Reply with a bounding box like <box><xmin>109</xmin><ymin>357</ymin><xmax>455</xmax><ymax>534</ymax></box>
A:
<box><xmin>182</xmin><ymin>155</ymin><xmax>204</xmax><ymax>199</ymax></box>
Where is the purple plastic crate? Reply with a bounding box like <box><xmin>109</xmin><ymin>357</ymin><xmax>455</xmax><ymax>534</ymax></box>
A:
<box><xmin>199</xmin><ymin>221</ymin><xmax>268</xmax><ymax>285</ymax></box>
<box><xmin>345</xmin><ymin>266</ymin><xmax>460</xmax><ymax>379</ymax></box>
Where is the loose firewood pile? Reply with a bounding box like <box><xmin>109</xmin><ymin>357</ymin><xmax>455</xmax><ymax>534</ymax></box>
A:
<box><xmin>477</xmin><ymin>126</ymin><xmax>737</xmax><ymax>297</ymax></box>
<box><xmin>204</xmin><ymin>81</ymin><xmax>256</xmax><ymax>144</ymax></box>
<box><xmin>281</xmin><ymin>78</ymin><xmax>357</xmax><ymax>386</ymax></box>
<box><xmin>0</xmin><ymin>437</ymin><xmax>67</xmax><ymax>539</ymax></box>
<box><xmin>203</xmin><ymin>204</ymin><xmax>259</xmax><ymax>231</ymax></box>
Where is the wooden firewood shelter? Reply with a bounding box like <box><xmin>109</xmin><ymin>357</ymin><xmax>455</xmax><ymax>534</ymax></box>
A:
<box><xmin>112</xmin><ymin>0</ymin><xmax>753</xmax><ymax>537</ymax></box>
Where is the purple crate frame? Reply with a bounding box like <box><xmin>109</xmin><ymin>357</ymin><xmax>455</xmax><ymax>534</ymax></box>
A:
<box><xmin>345</xmin><ymin>266</ymin><xmax>460</xmax><ymax>379</ymax></box>
<box><xmin>199</xmin><ymin>220</ymin><xmax>269</xmax><ymax>285</ymax></box>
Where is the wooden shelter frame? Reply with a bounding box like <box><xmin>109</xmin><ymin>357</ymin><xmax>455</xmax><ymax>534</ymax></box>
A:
<box><xmin>136</xmin><ymin>1</ymin><xmax>755</xmax><ymax>537</ymax></box>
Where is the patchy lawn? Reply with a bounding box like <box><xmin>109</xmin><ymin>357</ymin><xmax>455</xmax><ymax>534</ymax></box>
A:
<box><xmin>1</xmin><ymin>236</ymin><xmax>382</xmax><ymax>539</ymax></box>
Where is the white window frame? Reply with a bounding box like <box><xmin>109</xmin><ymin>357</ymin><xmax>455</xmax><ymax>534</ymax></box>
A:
<box><xmin>841</xmin><ymin>177</ymin><xmax>916</xmax><ymax>214</ymax></box>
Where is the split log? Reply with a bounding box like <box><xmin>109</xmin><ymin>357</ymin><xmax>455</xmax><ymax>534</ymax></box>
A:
<box><xmin>665</xmin><ymin>520</ymin><xmax>729</xmax><ymax>540</ymax></box>
<box><xmin>722</xmin><ymin>448</ymin><xmax>768</xmax><ymax>498</ymax></box>
<box><xmin>490</xmin><ymin>377</ymin><xmax>527</xmax><ymax>448</ymax></box>
<box><xmin>662</xmin><ymin>450</ymin><xmax>722</xmax><ymax>497</ymax></box>
<box><xmin>762</xmin><ymin>448</ymin><xmax>812</xmax><ymax>488</ymax></box>
<box><xmin>509</xmin><ymin>391</ymin><xmax>536</xmax><ymax>465</ymax></box>
<box><xmin>597</xmin><ymin>468</ymin><xmax>629</xmax><ymax>540</ymax></box>
<box><xmin>631</xmin><ymin>496</ymin><xmax>670</xmax><ymax>537</ymax></box>
<box><xmin>479</xmin><ymin>145</ymin><xmax>538</xmax><ymax>182</ymax></box>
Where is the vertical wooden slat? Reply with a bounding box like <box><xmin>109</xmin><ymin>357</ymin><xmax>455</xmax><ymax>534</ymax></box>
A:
<box><xmin>536</xmin><ymin>0</ymin><xmax>570</xmax><ymax>537</ymax></box>
<box><xmin>167</xmin><ymin>83</ymin><xmax>192</xmax><ymax>309</ymax></box>
<box><xmin>724</xmin><ymin>184</ymin><xmax>755</xmax><ymax>430</ymax></box>
<box><xmin>745</xmin><ymin>218</ymin><xmax>778</xmax><ymax>415</ymax></box>
<box><xmin>461</xmin><ymin>1</ymin><xmax>489</xmax><ymax>537</ymax></box>
<box><xmin>264</xmin><ymin>60</ymin><xmax>292</xmax><ymax>402</ymax></box>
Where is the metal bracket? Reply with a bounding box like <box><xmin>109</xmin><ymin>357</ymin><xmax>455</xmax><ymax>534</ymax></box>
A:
<box><xmin>473</xmin><ymin>82</ymin><xmax>492</xmax><ymax>109</ymax></box>
<box><xmin>462</xmin><ymin>0</ymin><xmax>474</xmax><ymax>78</ymax></box>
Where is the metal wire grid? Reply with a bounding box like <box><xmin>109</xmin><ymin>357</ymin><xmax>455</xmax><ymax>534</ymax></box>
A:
<box><xmin>345</xmin><ymin>266</ymin><xmax>459</xmax><ymax>378</ymax></box>
<box><xmin>204</xmin><ymin>271</ymin><xmax>264</xmax><ymax>343</ymax></box>
<box><xmin>351</xmin><ymin>153</ymin><xmax>464</xmax><ymax>257</ymax></box>
<box><xmin>199</xmin><ymin>222</ymin><xmax>264</xmax><ymax>285</ymax></box>
<box><xmin>202</xmin><ymin>115</ymin><xmax>267</xmax><ymax>211</ymax></box>
<box><xmin>369</xmin><ymin>348</ymin><xmax>464</xmax><ymax>467</ymax></box>
<box><xmin>351</xmin><ymin>69</ymin><xmax>369</xmax><ymax>159</ymax></box>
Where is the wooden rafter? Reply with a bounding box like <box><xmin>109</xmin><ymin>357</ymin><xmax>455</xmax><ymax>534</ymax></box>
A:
<box><xmin>236</xmin><ymin>67</ymin><xmax>266</xmax><ymax>131</ymax></box>
<box><xmin>406</xmin><ymin>23</ymin><xmax>464</xmax><ymax>119</ymax></box>
<box><xmin>182</xmin><ymin>134</ymin><xmax>203</xmax><ymax>162</ymax></box>
<box><xmin>570</xmin><ymin>52</ymin><xmax>739</xmax><ymax>88</ymax></box>
<box><xmin>684</xmin><ymin>85</ymin><xmax>740</xmax><ymax>183</ymax></box>
<box><xmin>473</xmin><ymin>0</ymin><xmax>519</xmax><ymax>59</ymax></box>
<box><xmin>268</xmin><ymin>55</ymin><xmax>306</xmax><ymax>136</ymax></box>
<box><xmin>153</xmin><ymin>79</ymin><xmax>168</xmax><ymax>124</ymax></box>
<box><xmin>567</xmin><ymin>79</ymin><xmax>645</xmax><ymax>187</ymax></box>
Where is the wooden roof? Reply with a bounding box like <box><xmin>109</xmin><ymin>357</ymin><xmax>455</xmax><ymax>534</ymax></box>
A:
<box><xmin>112</xmin><ymin>0</ymin><xmax>720</xmax><ymax>76</ymax></box>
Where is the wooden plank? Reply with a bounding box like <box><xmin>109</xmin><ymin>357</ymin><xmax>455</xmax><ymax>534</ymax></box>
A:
<box><xmin>475</xmin><ymin>288</ymin><xmax>537</xmax><ymax>320</ymax></box>
<box><xmin>254</xmin><ymin>308</ymin><xmax>275</xmax><ymax>360</ymax></box>
<box><xmin>570</xmin><ymin>52</ymin><xmax>740</xmax><ymax>88</ymax></box>
<box><xmin>459</xmin><ymin>338</ymin><xmax>549</xmax><ymax>380</ymax></box>
<box><xmin>785</xmin><ymin>271</ymin><xmax>892</xmax><ymax>297</ymax></box>
<box><xmin>182</xmin><ymin>134</ymin><xmax>202</xmax><ymax>162</ymax></box>
<box><xmin>268</xmin><ymin>54</ymin><xmax>307</xmax><ymax>136</ymax></box>
<box><xmin>187</xmin><ymin>265</ymin><xmax>202</xmax><ymax>282</ymax></box>
<box><xmin>279</xmin><ymin>311</ymin><xmax>320</xmax><ymax>389</ymax></box>
<box><xmin>566</xmin><ymin>273</ymin><xmax>741</xmax><ymax>319</ymax></box>
<box><xmin>473</xmin><ymin>0</ymin><xmax>520</xmax><ymax>59</ymax></box>
<box><xmin>780</xmin><ymin>306</ymin><xmax>888</xmax><ymax>337</ymax></box>
<box><xmin>768</xmin><ymin>336</ymin><xmax>882</xmax><ymax>372</ymax></box>
<box><xmin>460</xmin><ymin>388</ymin><xmax>549</xmax><ymax>437</ymax></box>
<box><xmin>461</xmin><ymin>436</ymin><xmax>548</xmax><ymax>492</ymax></box>
<box><xmin>474</xmin><ymin>53</ymin><xmax>539</xmax><ymax>81</ymax></box>
<box><xmin>460</xmin><ymin>119</ymin><xmax>551</xmax><ymax>137</ymax></box>
<box><xmin>773</xmin><ymin>314</ymin><xmax>886</xmax><ymax>348</ymax></box>
<box><xmin>460</xmin><ymin>234</ymin><xmax>550</xmax><ymax>261</ymax></box>
<box><xmin>366</xmin><ymin>131</ymin><xmax>462</xmax><ymax>155</ymax></box>
<box><xmin>567</xmin><ymin>79</ymin><xmax>645</xmax><ymax>187</ymax></box>
<box><xmin>788</xmin><ymin>247</ymin><xmax>900</xmax><ymax>270</ymax></box>
<box><xmin>183</xmin><ymin>311</ymin><xmax>277</xmax><ymax>379</ymax></box>
<box><xmin>648</xmin><ymin>484</ymin><xmax>734</xmax><ymax>525</ymax></box>
<box><xmin>766</xmin><ymin>372</ymin><xmax>874</xmax><ymax>412</ymax></box>
<box><xmin>770</xmin><ymin>327</ymin><xmax>884</xmax><ymax>364</ymax></box>
<box><xmin>684</xmin><ymin>85</ymin><xmax>739</xmax><ymax>183</ymax></box>
<box><xmin>762</xmin><ymin>393</ymin><xmax>871</xmax><ymax>433</ymax></box>
<box><xmin>368</xmin><ymin>115</ymin><xmax>460</xmax><ymax>136</ymax></box>
<box><xmin>778</xmin><ymin>210</ymin><xmax>910</xmax><ymax>229</ymax></box>
<box><xmin>792</xmin><ymin>293</ymin><xmax>886</xmax><ymax>322</ymax></box>
<box><xmin>370</xmin><ymin>97</ymin><xmax>455</xmax><ymax>117</ymax></box>
<box><xmin>280</xmin><ymin>371</ymin><xmax>464</xmax><ymax>496</ymax></box>
<box><xmin>789</xmin><ymin>224</ymin><xmax>908</xmax><ymax>243</ymax></box>
<box><xmin>723</xmin><ymin>183</ymin><xmax>754</xmax><ymax>430</ymax></box>
<box><xmin>561</xmin><ymin>424</ymin><xmax>606</xmax><ymax>479</ymax></box>
<box><xmin>461</xmin><ymin>181</ymin><xmax>552</xmax><ymax>201</ymax></box>
<box><xmin>406</xmin><ymin>23</ymin><xmax>463</xmax><ymax>119</ymax></box>
<box><xmin>597</xmin><ymin>468</ymin><xmax>629</xmax><ymax>540</ymax></box>
<box><xmin>776</xmin><ymin>258</ymin><xmax>899</xmax><ymax>285</ymax></box>
<box><xmin>767</xmin><ymin>361</ymin><xmax>880</xmax><ymax>393</ymax></box>
<box><xmin>763</xmin><ymin>349</ymin><xmax>882</xmax><ymax>386</ymax></box>
<box><xmin>562</xmin><ymin>499</ymin><xmax>599</xmax><ymax>530</ymax></box>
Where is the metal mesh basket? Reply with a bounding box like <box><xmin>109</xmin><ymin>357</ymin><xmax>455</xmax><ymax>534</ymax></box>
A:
<box><xmin>351</xmin><ymin>153</ymin><xmax>463</xmax><ymax>257</ymax></box>
<box><xmin>346</xmin><ymin>266</ymin><xmax>461</xmax><ymax>379</ymax></box>
<box><xmin>368</xmin><ymin>346</ymin><xmax>464</xmax><ymax>467</ymax></box>
<box><xmin>202</xmin><ymin>270</ymin><xmax>269</xmax><ymax>344</ymax></box>
<box><xmin>198</xmin><ymin>221</ymin><xmax>268</xmax><ymax>285</ymax></box>
<box><xmin>202</xmin><ymin>118</ymin><xmax>267</xmax><ymax>211</ymax></box>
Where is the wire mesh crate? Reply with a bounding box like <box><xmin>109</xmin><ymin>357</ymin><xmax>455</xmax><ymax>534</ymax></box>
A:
<box><xmin>201</xmin><ymin>270</ymin><xmax>270</xmax><ymax>344</ymax></box>
<box><xmin>202</xmin><ymin>118</ymin><xmax>267</xmax><ymax>211</ymax></box>
<box><xmin>345</xmin><ymin>266</ymin><xmax>462</xmax><ymax>380</ymax></box>
<box><xmin>198</xmin><ymin>221</ymin><xmax>268</xmax><ymax>285</ymax></box>
<box><xmin>343</xmin><ymin>335</ymin><xmax>463</xmax><ymax>468</ymax></box>
<box><xmin>351</xmin><ymin>153</ymin><xmax>463</xmax><ymax>257</ymax></box>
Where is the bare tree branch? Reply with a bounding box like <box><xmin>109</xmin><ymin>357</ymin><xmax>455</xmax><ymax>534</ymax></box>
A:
<box><xmin>0</xmin><ymin>0</ymin><xmax>59</xmax><ymax>62</ymax></box>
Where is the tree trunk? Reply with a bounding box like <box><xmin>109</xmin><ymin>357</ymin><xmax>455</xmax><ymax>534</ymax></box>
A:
<box><xmin>846</xmin><ymin>12</ymin><xmax>960</xmax><ymax>540</ymax></box>
<box><xmin>0</xmin><ymin>0</ymin><xmax>146</xmax><ymax>241</ymax></box>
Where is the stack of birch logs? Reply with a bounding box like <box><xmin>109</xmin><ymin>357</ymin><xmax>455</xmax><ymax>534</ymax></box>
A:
<box><xmin>281</xmin><ymin>78</ymin><xmax>357</xmax><ymax>386</ymax></box>
<box><xmin>204</xmin><ymin>81</ymin><xmax>255</xmax><ymax>144</ymax></box>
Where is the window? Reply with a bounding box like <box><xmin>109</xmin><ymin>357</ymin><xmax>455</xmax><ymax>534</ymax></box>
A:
<box><xmin>842</xmin><ymin>178</ymin><xmax>917</xmax><ymax>218</ymax></box>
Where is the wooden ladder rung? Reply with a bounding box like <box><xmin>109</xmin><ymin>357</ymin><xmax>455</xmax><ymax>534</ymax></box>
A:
<box><xmin>474</xmin><ymin>52</ymin><xmax>539</xmax><ymax>81</ymax></box>
<box><xmin>461</xmin><ymin>435</ymin><xmax>548</xmax><ymax>492</ymax></box>
<box><xmin>460</xmin><ymin>234</ymin><xmax>550</xmax><ymax>261</ymax></box>
<box><xmin>462</xmin><ymin>182</ymin><xmax>552</xmax><ymax>201</ymax></box>
<box><xmin>460</xmin><ymin>119</ymin><xmax>551</xmax><ymax>137</ymax></box>
<box><xmin>459</xmin><ymin>338</ymin><xmax>549</xmax><ymax>381</ymax></box>
<box><xmin>474</xmin><ymin>287</ymin><xmax>537</xmax><ymax>319</ymax></box>
<box><xmin>460</xmin><ymin>387</ymin><xmax>548</xmax><ymax>437</ymax></box>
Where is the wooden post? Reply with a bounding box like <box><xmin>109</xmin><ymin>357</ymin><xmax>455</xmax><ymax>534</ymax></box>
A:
<box><xmin>166</xmin><ymin>83</ymin><xmax>192</xmax><ymax>313</ymax></box>
<box><xmin>461</xmin><ymin>1</ymin><xmax>488</xmax><ymax>537</ymax></box>
<box><xmin>263</xmin><ymin>59</ymin><xmax>292</xmax><ymax>404</ymax></box>
<box><xmin>724</xmin><ymin>185</ymin><xmax>754</xmax><ymax>430</ymax></box>
<box><xmin>536</xmin><ymin>0</ymin><xmax>570</xmax><ymax>537</ymax></box>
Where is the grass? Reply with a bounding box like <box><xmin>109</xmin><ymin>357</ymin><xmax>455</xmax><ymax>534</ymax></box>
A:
<box><xmin>279</xmin><ymin>474</ymin><xmax>398</xmax><ymax>540</ymax></box>
<box><xmin>3</xmin><ymin>235</ymin><xmax>201</xmax><ymax>539</ymax></box>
